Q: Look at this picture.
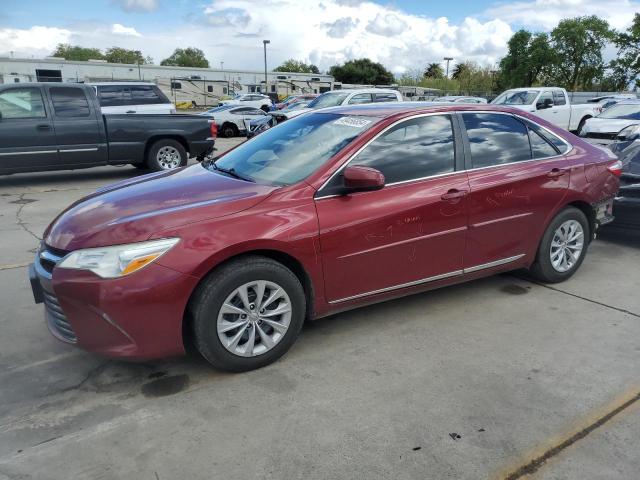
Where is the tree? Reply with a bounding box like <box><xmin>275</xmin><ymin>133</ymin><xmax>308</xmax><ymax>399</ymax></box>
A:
<box><xmin>499</xmin><ymin>30</ymin><xmax>555</xmax><ymax>88</ymax></box>
<box><xmin>451</xmin><ymin>62</ymin><xmax>471</xmax><ymax>80</ymax></box>
<box><xmin>274</xmin><ymin>59</ymin><xmax>320</xmax><ymax>74</ymax></box>
<box><xmin>549</xmin><ymin>16</ymin><xmax>613</xmax><ymax>90</ymax></box>
<box><xmin>423</xmin><ymin>62</ymin><xmax>444</xmax><ymax>79</ymax></box>
<box><xmin>160</xmin><ymin>47</ymin><xmax>209</xmax><ymax>68</ymax></box>
<box><xmin>51</xmin><ymin>44</ymin><xmax>104</xmax><ymax>61</ymax></box>
<box><xmin>329</xmin><ymin>58</ymin><xmax>394</xmax><ymax>85</ymax></box>
<box><xmin>104</xmin><ymin>47</ymin><xmax>152</xmax><ymax>65</ymax></box>
<box><xmin>607</xmin><ymin>13</ymin><xmax>640</xmax><ymax>90</ymax></box>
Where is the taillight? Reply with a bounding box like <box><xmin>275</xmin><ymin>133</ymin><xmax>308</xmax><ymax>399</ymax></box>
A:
<box><xmin>209</xmin><ymin>121</ymin><xmax>218</xmax><ymax>139</ymax></box>
<box><xmin>607</xmin><ymin>160</ymin><xmax>623</xmax><ymax>177</ymax></box>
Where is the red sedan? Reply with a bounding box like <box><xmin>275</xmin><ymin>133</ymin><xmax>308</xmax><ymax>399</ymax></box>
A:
<box><xmin>30</xmin><ymin>103</ymin><xmax>621</xmax><ymax>371</ymax></box>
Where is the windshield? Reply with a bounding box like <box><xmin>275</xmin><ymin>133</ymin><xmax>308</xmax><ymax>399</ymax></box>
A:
<box><xmin>208</xmin><ymin>112</ymin><xmax>378</xmax><ymax>186</ymax></box>
<box><xmin>491</xmin><ymin>90</ymin><xmax>539</xmax><ymax>105</ymax></box>
<box><xmin>598</xmin><ymin>104</ymin><xmax>640</xmax><ymax>120</ymax></box>
<box><xmin>307</xmin><ymin>92</ymin><xmax>350</xmax><ymax>109</ymax></box>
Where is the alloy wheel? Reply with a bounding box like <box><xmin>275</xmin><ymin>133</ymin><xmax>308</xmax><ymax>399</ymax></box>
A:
<box><xmin>550</xmin><ymin>219</ymin><xmax>584</xmax><ymax>273</ymax></box>
<box><xmin>216</xmin><ymin>280</ymin><xmax>292</xmax><ymax>357</ymax></box>
<box><xmin>156</xmin><ymin>146</ymin><xmax>181</xmax><ymax>169</ymax></box>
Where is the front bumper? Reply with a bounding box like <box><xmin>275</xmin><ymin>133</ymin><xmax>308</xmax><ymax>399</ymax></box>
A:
<box><xmin>29</xmin><ymin>246</ymin><xmax>200</xmax><ymax>360</ymax></box>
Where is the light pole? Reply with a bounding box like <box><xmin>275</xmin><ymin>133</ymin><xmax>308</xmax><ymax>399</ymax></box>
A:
<box><xmin>220</xmin><ymin>61</ymin><xmax>224</xmax><ymax>70</ymax></box>
<box><xmin>443</xmin><ymin>57</ymin><xmax>453</xmax><ymax>79</ymax></box>
<box><xmin>263</xmin><ymin>40</ymin><xmax>270</xmax><ymax>95</ymax></box>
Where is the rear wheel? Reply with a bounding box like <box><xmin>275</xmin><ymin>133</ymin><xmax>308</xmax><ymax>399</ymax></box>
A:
<box><xmin>146</xmin><ymin>139</ymin><xmax>187</xmax><ymax>171</ymax></box>
<box><xmin>220</xmin><ymin>123</ymin><xmax>238</xmax><ymax>138</ymax></box>
<box><xmin>530</xmin><ymin>207</ymin><xmax>589</xmax><ymax>283</ymax></box>
<box><xmin>190</xmin><ymin>256</ymin><xmax>306</xmax><ymax>372</ymax></box>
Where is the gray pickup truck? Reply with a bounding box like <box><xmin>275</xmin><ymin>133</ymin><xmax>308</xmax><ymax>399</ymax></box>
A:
<box><xmin>0</xmin><ymin>83</ymin><xmax>215</xmax><ymax>175</ymax></box>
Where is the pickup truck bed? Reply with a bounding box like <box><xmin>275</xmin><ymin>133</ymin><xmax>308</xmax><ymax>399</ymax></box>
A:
<box><xmin>0</xmin><ymin>83</ymin><xmax>215</xmax><ymax>175</ymax></box>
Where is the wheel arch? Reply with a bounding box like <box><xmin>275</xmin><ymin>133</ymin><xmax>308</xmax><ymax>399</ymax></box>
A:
<box><xmin>144</xmin><ymin>135</ymin><xmax>190</xmax><ymax>160</ymax></box>
<box><xmin>220</xmin><ymin>121</ymin><xmax>239</xmax><ymax>136</ymax></box>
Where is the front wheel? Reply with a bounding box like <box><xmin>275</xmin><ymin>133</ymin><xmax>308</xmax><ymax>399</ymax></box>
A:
<box><xmin>147</xmin><ymin>139</ymin><xmax>187</xmax><ymax>171</ymax></box>
<box><xmin>530</xmin><ymin>207</ymin><xmax>590</xmax><ymax>283</ymax></box>
<box><xmin>190</xmin><ymin>256</ymin><xmax>306</xmax><ymax>372</ymax></box>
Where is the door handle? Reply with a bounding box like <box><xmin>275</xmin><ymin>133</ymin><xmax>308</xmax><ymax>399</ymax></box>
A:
<box><xmin>126</xmin><ymin>110</ymin><xmax>136</xmax><ymax>114</ymax></box>
<box><xmin>36</xmin><ymin>124</ymin><xmax>51</xmax><ymax>130</ymax></box>
<box><xmin>441</xmin><ymin>189</ymin><xmax>468</xmax><ymax>201</ymax></box>
<box><xmin>547</xmin><ymin>168</ymin><xmax>567</xmax><ymax>178</ymax></box>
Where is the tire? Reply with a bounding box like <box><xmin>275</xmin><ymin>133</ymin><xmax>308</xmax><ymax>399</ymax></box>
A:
<box><xmin>576</xmin><ymin>116</ymin><xmax>590</xmax><ymax>135</ymax></box>
<box><xmin>146</xmin><ymin>139</ymin><xmax>187</xmax><ymax>172</ymax></box>
<box><xmin>261</xmin><ymin>105</ymin><xmax>270</xmax><ymax>113</ymax></box>
<box><xmin>530</xmin><ymin>207</ymin><xmax>590</xmax><ymax>283</ymax></box>
<box><xmin>189</xmin><ymin>256</ymin><xmax>306</xmax><ymax>372</ymax></box>
<box><xmin>220</xmin><ymin>122</ymin><xmax>239</xmax><ymax>138</ymax></box>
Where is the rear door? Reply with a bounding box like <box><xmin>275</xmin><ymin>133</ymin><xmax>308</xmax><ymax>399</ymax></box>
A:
<box><xmin>129</xmin><ymin>85</ymin><xmax>173</xmax><ymax>114</ymax></box>
<box><xmin>96</xmin><ymin>85</ymin><xmax>131</xmax><ymax>114</ymax></box>
<box><xmin>460</xmin><ymin>112</ymin><xmax>570</xmax><ymax>270</ymax></box>
<box><xmin>315</xmin><ymin>113</ymin><xmax>469</xmax><ymax>303</ymax></box>
<box><xmin>47</xmin><ymin>85</ymin><xmax>107</xmax><ymax>167</ymax></box>
<box><xmin>0</xmin><ymin>86</ymin><xmax>59</xmax><ymax>171</ymax></box>
<box><xmin>347</xmin><ymin>93</ymin><xmax>374</xmax><ymax>105</ymax></box>
<box><xmin>551</xmin><ymin>90</ymin><xmax>571</xmax><ymax>129</ymax></box>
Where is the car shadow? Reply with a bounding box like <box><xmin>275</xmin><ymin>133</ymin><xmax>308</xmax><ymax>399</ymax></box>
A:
<box><xmin>0</xmin><ymin>166</ymin><xmax>146</xmax><ymax>189</ymax></box>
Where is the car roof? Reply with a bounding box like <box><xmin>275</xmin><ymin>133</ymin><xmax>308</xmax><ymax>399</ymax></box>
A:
<box><xmin>315</xmin><ymin>102</ymin><xmax>529</xmax><ymax>118</ymax></box>
<box><xmin>325</xmin><ymin>88</ymin><xmax>400</xmax><ymax>95</ymax></box>
<box><xmin>89</xmin><ymin>82</ymin><xmax>156</xmax><ymax>86</ymax></box>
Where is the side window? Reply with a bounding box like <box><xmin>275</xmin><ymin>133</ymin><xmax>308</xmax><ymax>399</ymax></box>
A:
<box><xmin>231</xmin><ymin>108</ymin><xmax>250</xmax><ymax>114</ymax></box>
<box><xmin>348</xmin><ymin>93</ymin><xmax>373</xmax><ymax>105</ymax></box>
<box><xmin>351</xmin><ymin>115</ymin><xmax>456</xmax><ymax>184</ymax></box>
<box><xmin>130</xmin><ymin>85</ymin><xmax>161</xmax><ymax>104</ymax></box>
<box><xmin>374</xmin><ymin>93</ymin><xmax>398</xmax><ymax>103</ymax></box>
<box><xmin>0</xmin><ymin>88</ymin><xmax>46</xmax><ymax>119</ymax></box>
<box><xmin>246</xmin><ymin>108</ymin><xmax>265</xmax><ymax>116</ymax></box>
<box><xmin>537</xmin><ymin>91</ymin><xmax>554</xmax><ymax>109</ymax></box>
<box><xmin>528</xmin><ymin>128</ymin><xmax>558</xmax><ymax>158</ymax></box>
<box><xmin>553</xmin><ymin>90</ymin><xmax>566</xmax><ymax>106</ymax></box>
<box><xmin>97</xmin><ymin>86</ymin><xmax>127</xmax><ymax>107</ymax></box>
<box><xmin>524</xmin><ymin>119</ymin><xmax>567</xmax><ymax>154</ymax></box>
<box><xmin>50</xmin><ymin>87</ymin><xmax>90</xmax><ymax>117</ymax></box>
<box><xmin>463</xmin><ymin>113</ymin><xmax>531</xmax><ymax>168</ymax></box>
<box><xmin>207</xmin><ymin>85</ymin><xmax>213</xmax><ymax>93</ymax></box>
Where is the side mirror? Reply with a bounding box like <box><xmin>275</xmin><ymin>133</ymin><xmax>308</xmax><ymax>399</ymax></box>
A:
<box><xmin>343</xmin><ymin>165</ymin><xmax>385</xmax><ymax>193</ymax></box>
<box><xmin>537</xmin><ymin>98</ymin><xmax>554</xmax><ymax>110</ymax></box>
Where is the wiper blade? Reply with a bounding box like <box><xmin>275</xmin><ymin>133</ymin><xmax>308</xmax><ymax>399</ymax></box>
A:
<box><xmin>210</xmin><ymin>163</ymin><xmax>255</xmax><ymax>182</ymax></box>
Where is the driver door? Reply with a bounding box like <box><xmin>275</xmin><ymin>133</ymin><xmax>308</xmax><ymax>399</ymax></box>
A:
<box><xmin>315</xmin><ymin>114</ymin><xmax>469</xmax><ymax>303</ymax></box>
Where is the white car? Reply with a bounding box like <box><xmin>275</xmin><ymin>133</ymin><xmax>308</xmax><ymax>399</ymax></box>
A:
<box><xmin>434</xmin><ymin>95</ymin><xmax>487</xmax><ymax>104</ymax></box>
<box><xmin>289</xmin><ymin>88</ymin><xmax>402</xmax><ymax>118</ymax></box>
<box><xmin>200</xmin><ymin>105</ymin><xmax>269</xmax><ymax>137</ymax></box>
<box><xmin>579</xmin><ymin>101</ymin><xmax>640</xmax><ymax>144</ymax></box>
<box><xmin>269</xmin><ymin>101</ymin><xmax>313</xmax><ymax>122</ymax></box>
<box><xmin>219</xmin><ymin>94</ymin><xmax>272</xmax><ymax>112</ymax></box>
<box><xmin>491</xmin><ymin>87</ymin><xmax>599</xmax><ymax>132</ymax></box>
<box><xmin>91</xmin><ymin>82</ymin><xmax>175</xmax><ymax>115</ymax></box>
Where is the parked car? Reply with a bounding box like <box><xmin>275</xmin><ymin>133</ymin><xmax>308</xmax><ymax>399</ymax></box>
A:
<box><xmin>286</xmin><ymin>88</ymin><xmax>402</xmax><ymax>120</ymax></box>
<box><xmin>0</xmin><ymin>83</ymin><xmax>215</xmax><ymax>174</ymax></box>
<box><xmin>272</xmin><ymin>94</ymin><xmax>318</xmax><ymax>110</ymax></box>
<box><xmin>606</xmin><ymin>124</ymin><xmax>640</xmax><ymax>231</ymax></box>
<box><xmin>587</xmin><ymin>94</ymin><xmax>637</xmax><ymax>111</ymax></box>
<box><xmin>269</xmin><ymin>100</ymin><xmax>312</xmax><ymax>122</ymax></box>
<box><xmin>200</xmin><ymin>104</ymin><xmax>269</xmax><ymax>137</ymax></box>
<box><xmin>491</xmin><ymin>87</ymin><xmax>600</xmax><ymax>132</ymax></box>
<box><xmin>30</xmin><ymin>103</ymin><xmax>620</xmax><ymax>371</ymax></box>
<box><xmin>579</xmin><ymin>101</ymin><xmax>640</xmax><ymax>143</ymax></box>
<box><xmin>91</xmin><ymin>82</ymin><xmax>176</xmax><ymax>115</ymax></box>
<box><xmin>219</xmin><ymin>94</ymin><xmax>272</xmax><ymax>112</ymax></box>
<box><xmin>434</xmin><ymin>96</ymin><xmax>487</xmax><ymax>104</ymax></box>
<box><xmin>245</xmin><ymin>114</ymin><xmax>277</xmax><ymax>138</ymax></box>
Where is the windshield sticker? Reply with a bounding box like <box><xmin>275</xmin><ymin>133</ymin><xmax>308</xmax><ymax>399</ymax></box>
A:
<box><xmin>333</xmin><ymin>117</ymin><xmax>373</xmax><ymax>128</ymax></box>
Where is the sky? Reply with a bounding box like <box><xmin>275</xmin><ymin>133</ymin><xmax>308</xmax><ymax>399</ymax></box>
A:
<box><xmin>1</xmin><ymin>0</ymin><xmax>639</xmax><ymax>74</ymax></box>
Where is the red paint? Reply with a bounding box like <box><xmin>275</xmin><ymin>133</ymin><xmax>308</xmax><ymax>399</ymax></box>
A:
<box><xmin>37</xmin><ymin>104</ymin><xmax>619</xmax><ymax>360</ymax></box>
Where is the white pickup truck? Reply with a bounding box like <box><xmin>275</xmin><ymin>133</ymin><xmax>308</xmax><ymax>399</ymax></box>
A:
<box><xmin>491</xmin><ymin>87</ymin><xmax>600</xmax><ymax>132</ymax></box>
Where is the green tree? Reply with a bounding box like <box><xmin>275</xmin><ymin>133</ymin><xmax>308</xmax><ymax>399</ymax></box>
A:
<box><xmin>607</xmin><ymin>13</ymin><xmax>640</xmax><ymax>90</ymax></box>
<box><xmin>51</xmin><ymin>44</ymin><xmax>104</xmax><ymax>61</ymax></box>
<box><xmin>499</xmin><ymin>31</ymin><xmax>554</xmax><ymax>88</ymax></box>
<box><xmin>104</xmin><ymin>47</ymin><xmax>152</xmax><ymax>65</ymax></box>
<box><xmin>549</xmin><ymin>16</ymin><xmax>613</xmax><ymax>90</ymax></box>
<box><xmin>160</xmin><ymin>47</ymin><xmax>209</xmax><ymax>68</ymax></box>
<box><xmin>423</xmin><ymin>62</ymin><xmax>444</xmax><ymax>79</ymax></box>
<box><xmin>451</xmin><ymin>62</ymin><xmax>471</xmax><ymax>80</ymax></box>
<box><xmin>329</xmin><ymin>58</ymin><xmax>394</xmax><ymax>85</ymax></box>
<box><xmin>274</xmin><ymin>59</ymin><xmax>320</xmax><ymax>74</ymax></box>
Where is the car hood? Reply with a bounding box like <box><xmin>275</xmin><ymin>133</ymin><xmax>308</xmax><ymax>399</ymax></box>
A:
<box><xmin>582</xmin><ymin>117</ymin><xmax>638</xmax><ymax>134</ymax></box>
<box><xmin>44</xmin><ymin>165</ymin><xmax>278</xmax><ymax>251</ymax></box>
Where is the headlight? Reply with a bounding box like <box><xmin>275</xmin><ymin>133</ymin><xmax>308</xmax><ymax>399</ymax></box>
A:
<box><xmin>57</xmin><ymin>238</ymin><xmax>179</xmax><ymax>278</ymax></box>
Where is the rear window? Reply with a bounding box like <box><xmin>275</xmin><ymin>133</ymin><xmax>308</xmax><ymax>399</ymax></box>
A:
<box><xmin>50</xmin><ymin>87</ymin><xmax>90</xmax><ymax>117</ymax></box>
<box><xmin>97</xmin><ymin>85</ymin><xmax>130</xmax><ymax>107</ymax></box>
<box><xmin>130</xmin><ymin>85</ymin><xmax>170</xmax><ymax>105</ymax></box>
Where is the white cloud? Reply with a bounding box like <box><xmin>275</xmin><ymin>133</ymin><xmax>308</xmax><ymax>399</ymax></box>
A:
<box><xmin>0</xmin><ymin>26</ymin><xmax>71</xmax><ymax>58</ymax></box>
<box><xmin>112</xmin><ymin>23</ymin><xmax>141</xmax><ymax>36</ymax></box>
<box><xmin>485</xmin><ymin>0</ymin><xmax>640</xmax><ymax>30</ymax></box>
<box><xmin>113</xmin><ymin>0</ymin><xmax>159</xmax><ymax>13</ymax></box>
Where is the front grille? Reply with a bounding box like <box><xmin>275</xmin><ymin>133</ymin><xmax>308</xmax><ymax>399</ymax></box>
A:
<box><xmin>43</xmin><ymin>290</ymin><xmax>77</xmax><ymax>343</ymax></box>
<box><xmin>585</xmin><ymin>132</ymin><xmax>616</xmax><ymax>140</ymax></box>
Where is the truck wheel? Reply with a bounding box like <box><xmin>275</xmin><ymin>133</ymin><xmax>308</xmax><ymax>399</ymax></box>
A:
<box><xmin>530</xmin><ymin>207</ymin><xmax>589</xmax><ymax>283</ymax></box>
<box><xmin>221</xmin><ymin>122</ymin><xmax>238</xmax><ymax>138</ymax></box>
<box><xmin>147</xmin><ymin>139</ymin><xmax>187</xmax><ymax>171</ymax></box>
<box><xmin>189</xmin><ymin>256</ymin><xmax>306</xmax><ymax>372</ymax></box>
